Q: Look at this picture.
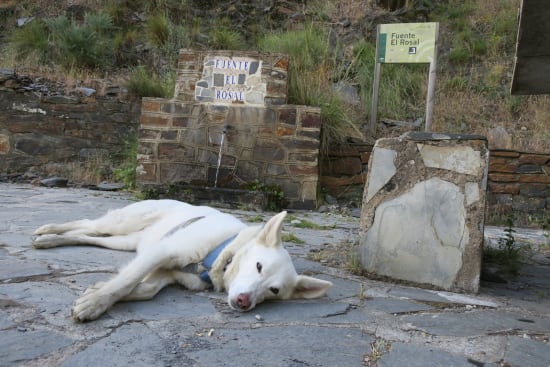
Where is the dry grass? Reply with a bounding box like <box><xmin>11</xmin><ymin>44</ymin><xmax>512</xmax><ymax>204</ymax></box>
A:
<box><xmin>41</xmin><ymin>153</ymin><xmax>112</xmax><ymax>185</ymax></box>
<box><xmin>431</xmin><ymin>0</ymin><xmax>549</xmax><ymax>151</ymax></box>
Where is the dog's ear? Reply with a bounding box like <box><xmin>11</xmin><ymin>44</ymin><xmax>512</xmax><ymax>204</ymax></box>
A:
<box><xmin>257</xmin><ymin>211</ymin><xmax>287</xmax><ymax>248</ymax></box>
<box><xmin>291</xmin><ymin>275</ymin><xmax>332</xmax><ymax>299</ymax></box>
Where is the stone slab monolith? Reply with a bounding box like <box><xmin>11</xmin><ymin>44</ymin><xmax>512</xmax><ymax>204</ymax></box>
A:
<box><xmin>359</xmin><ymin>132</ymin><xmax>489</xmax><ymax>293</ymax></box>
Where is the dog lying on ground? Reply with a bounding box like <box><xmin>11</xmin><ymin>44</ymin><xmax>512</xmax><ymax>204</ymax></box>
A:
<box><xmin>32</xmin><ymin>200</ymin><xmax>332</xmax><ymax>322</ymax></box>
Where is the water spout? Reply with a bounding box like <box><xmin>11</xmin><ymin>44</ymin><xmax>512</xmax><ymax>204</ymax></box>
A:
<box><xmin>214</xmin><ymin>125</ymin><xmax>229</xmax><ymax>188</ymax></box>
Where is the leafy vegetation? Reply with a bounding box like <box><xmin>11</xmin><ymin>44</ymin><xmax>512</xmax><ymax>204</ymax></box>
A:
<box><xmin>127</xmin><ymin>66</ymin><xmax>174</xmax><ymax>98</ymax></box>
<box><xmin>259</xmin><ymin>23</ymin><xmax>363</xmax><ymax>146</ymax></box>
<box><xmin>10</xmin><ymin>12</ymin><xmax>115</xmax><ymax>69</ymax></box>
<box><xmin>483</xmin><ymin>214</ymin><xmax>525</xmax><ymax>276</ymax></box>
<box><xmin>1</xmin><ymin>0</ymin><xmax>548</xmax><ymax>150</ymax></box>
<box><xmin>245</xmin><ymin>180</ymin><xmax>287</xmax><ymax>212</ymax></box>
<box><xmin>112</xmin><ymin>135</ymin><xmax>139</xmax><ymax>190</ymax></box>
<box><xmin>281</xmin><ymin>232</ymin><xmax>305</xmax><ymax>244</ymax></box>
<box><xmin>286</xmin><ymin>215</ymin><xmax>335</xmax><ymax>230</ymax></box>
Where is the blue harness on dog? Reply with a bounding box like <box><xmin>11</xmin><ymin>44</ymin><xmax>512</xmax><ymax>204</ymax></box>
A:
<box><xmin>163</xmin><ymin>215</ymin><xmax>237</xmax><ymax>285</ymax></box>
<box><xmin>199</xmin><ymin>234</ymin><xmax>237</xmax><ymax>284</ymax></box>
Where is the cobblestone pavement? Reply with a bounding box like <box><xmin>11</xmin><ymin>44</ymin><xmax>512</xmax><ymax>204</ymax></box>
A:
<box><xmin>1</xmin><ymin>183</ymin><xmax>549</xmax><ymax>367</ymax></box>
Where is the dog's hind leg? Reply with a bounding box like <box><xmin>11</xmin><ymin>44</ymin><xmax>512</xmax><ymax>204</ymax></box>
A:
<box><xmin>32</xmin><ymin>231</ymin><xmax>142</xmax><ymax>251</ymax></box>
<box><xmin>34</xmin><ymin>201</ymin><xmax>169</xmax><ymax>236</ymax></box>
<box><xmin>71</xmin><ymin>249</ymin><xmax>167</xmax><ymax>322</ymax></box>
<box><xmin>34</xmin><ymin>219</ymin><xmax>96</xmax><ymax>236</ymax></box>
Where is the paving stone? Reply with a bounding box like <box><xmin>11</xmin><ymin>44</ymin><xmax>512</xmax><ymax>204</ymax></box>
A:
<box><xmin>0</xmin><ymin>281</ymin><xmax>76</xmax><ymax>323</ymax></box>
<box><xmin>505</xmin><ymin>336</ymin><xmax>550</xmax><ymax>367</ymax></box>
<box><xmin>364</xmin><ymin>297</ymin><xmax>434</xmax><ymax>314</ymax></box>
<box><xmin>0</xmin><ymin>329</ymin><xmax>74</xmax><ymax>366</ymax></box>
<box><xmin>186</xmin><ymin>325</ymin><xmax>373</xmax><ymax>367</ymax></box>
<box><xmin>0</xmin><ymin>309</ymin><xmax>15</xmax><ymax>329</ymax></box>
<box><xmin>107</xmin><ymin>287</ymin><xmax>217</xmax><ymax>321</ymax></box>
<box><xmin>403</xmin><ymin>309</ymin><xmax>550</xmax><ymax>337</ymax></box>
<box><xmin>385</xmin><ymin>286</ymin><xmax>453</xmax><ymax>303</ymax></box>
<box><xmin>60</xmin><ymin>323</ymin><xmax>183</xmax><ymax>367</ymax></box>
<box><xmin>0</xmin><ymin>256</ymin><xmax>51</xmax><ymax>281</ymax></box>
<box><xmin>1</xmin><ymin>183</ymin><xmax>549</xmax><ymax>367</ymax></box>
<box><xmin>377</xmin><ymin>342</ymin><xmax>491</xmax><ymax>367</ymax></box>
<box><xmin>228</xmin><ymin>300</ymin><xmax>370</xmax><ymax>324</ymax></box>
<box><xmin>323</xmin><ymin>275</ymin><xmax>363</xmax><ymax>300</ymax></box>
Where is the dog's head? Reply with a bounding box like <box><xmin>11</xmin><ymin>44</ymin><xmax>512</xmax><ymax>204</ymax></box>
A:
<box><xmin>223</xmin><ymin>211</ymin><xmax>333</xmax><ymax>312</ymax></box>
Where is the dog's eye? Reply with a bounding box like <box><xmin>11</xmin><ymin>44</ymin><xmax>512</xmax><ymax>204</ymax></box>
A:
<box><xmin>270</xmin><ymin>287</ymin><xmax>279</xmax><ymax>295</ymax></box>
<box><xmin>223</xmin><ymin>257</ymin><xmax>233</xmax><ymax>272</ymax></box>
<box><xmin>256</xmin><ymin>262</ymin><xmax>262</xmax><ymax>273</ymax></box>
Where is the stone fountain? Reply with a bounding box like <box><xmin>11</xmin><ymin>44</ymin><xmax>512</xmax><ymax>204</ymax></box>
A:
<box><xmin>136</xmin><ymin>50</ymin><xmax>322</xmax><ymax>209</ymax></box>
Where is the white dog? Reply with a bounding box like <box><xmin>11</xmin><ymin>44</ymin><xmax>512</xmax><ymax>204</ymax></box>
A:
<box><xmin>32</xmin><ymin>200</ymin><xmax>332</xmax><ymax>322</ymax></box>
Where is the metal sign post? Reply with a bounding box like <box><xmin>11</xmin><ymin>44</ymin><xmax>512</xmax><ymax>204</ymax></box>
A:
<box><xmin>369</xmin><ymin>22</ymin><xmax>439</xmax><ymax>134</ymax></box>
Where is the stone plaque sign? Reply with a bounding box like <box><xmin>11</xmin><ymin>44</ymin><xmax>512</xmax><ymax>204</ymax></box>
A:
<box><xmin>195</xmin><ymin>55</ymin><xmax>267</xmax><ymax>105</ymax></box>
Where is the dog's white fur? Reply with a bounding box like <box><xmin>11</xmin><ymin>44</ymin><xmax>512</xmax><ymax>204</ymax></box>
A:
<box><xmin>32</xmin><ymin>200</ymin><xmax>332</xmax><ymax>322</ymax></box>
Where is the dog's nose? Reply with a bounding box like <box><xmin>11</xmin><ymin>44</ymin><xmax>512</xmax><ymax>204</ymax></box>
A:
<box><xmin>236</xmin><ymin>293</ymin><xmax>251</xmax><ymax>310</ymax></box>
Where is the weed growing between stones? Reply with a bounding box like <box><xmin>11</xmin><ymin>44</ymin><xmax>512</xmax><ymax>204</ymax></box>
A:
<box><xmin>127</xmin><ymin>66</ymin><xmax>175</xmax><ymax>98</ymax></box>
<box><xmin>245</xmin><ymin>180</ymin><xmax>286</xmax><ymax>212</ymax></box>
<box><xmin>484</xmin><ymin>213</ymin><xmax>525</xmax><ymax>276</ymax></box>
<box><xmin>246</xmin><ymin>215</ymin><xmax>264</xmax><ymax>223</ymax></box>
<box><xmin>286</xmin><ymin>215</ymin><xmax>335</xmax><ymax>230</ymax></box>
<box><xmin>282</xmin><ymin>233</ymin><xmax>305</xmax><ymax>244</ymax></box>
<box><xmin>363</xmin><ymin>338</ymin><xmax>392</xmax><ymax>367</ymax></box>
<box><xmin>536</xmin><ymin>211</ymin><xmax>550</xmax><ymax>250</ymax></box>
<box><xmin>113</xmin><ymin>135</ymin><xmax>138</xmax><ymax>189</ymax></box>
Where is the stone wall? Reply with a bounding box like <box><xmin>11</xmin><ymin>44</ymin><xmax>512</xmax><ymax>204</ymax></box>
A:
<box><xmin>487</xmin><ymin>150</ymin><xmax>550</xmax><ymax>224</ymax></box>
<box><xmin>319</xmin><ymin>142</ymin><xmax>372</xmax><ymax>201</ymax></box>
<box><xmin>0</xmin><ymin>68</ymin><xmax>547</xmax><ymax>217</ymax></box>
<box><xmin>319</xmin><ymin>142</ymin><xmax>549</xmax><ymax>224</ymax></box>
<box><xmin>137</xmin><ymin>99</ymin><xmax>321</xmax><ymax>209</ymax></box>
<box><xmin>0</xmin><ymin>70</ymin><xmax>140</xmax><ymax>178</ymax></box>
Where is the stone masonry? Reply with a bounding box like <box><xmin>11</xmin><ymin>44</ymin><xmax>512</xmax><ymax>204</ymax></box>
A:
<box><xmin>0</xmin><ymin>70</ymin><xmax>140</xmax><ymax>176</ymax></box>
<box><xmin>487</xmin><ymin>149</ymin><xmax>550</xmax><ymax>223</ymax></box>
<box><xmin>137</xmin><ymin>50</ymin><xmax>322</xmax><ymax>209</ymax></box>
<box><xmin>359</xmin><ymin>132</ymin><xmax>490</xmax><ymax>293</ymax></box>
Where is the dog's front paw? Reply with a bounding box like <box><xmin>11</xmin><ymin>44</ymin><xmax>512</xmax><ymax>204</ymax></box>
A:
<box><xmin>71</xmin><ymin>283</ymin><xmax>110</xmax><ymax>322</ymax></box>
<box><xmin>34</xmin><ymin>224</ymin><xmax>59</xmax><ymax>235</ymax></box>
<box><xmin>32</xmin><ymin>234</ymin><xmax>58</xmax><ymax>249</ymax></box>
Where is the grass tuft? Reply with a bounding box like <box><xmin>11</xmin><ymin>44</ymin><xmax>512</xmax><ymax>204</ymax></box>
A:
<box><xmin>126</xmin><ymin>66</ymin><xmax>174</xmax><ymax>98</ymax></box>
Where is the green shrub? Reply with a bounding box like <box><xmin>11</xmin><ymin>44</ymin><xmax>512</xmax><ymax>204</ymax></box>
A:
<box><xmin>484</xmin><ymin>213</ymin><xmax>525</xmax><ymax>277</ymax></box>
<box><xmin>352</xmin><ymin>40</ymin><xmax>427</xmax><ymax>123</ymax></box>
<box><xmin>46</xmin><ymin>12</ymin><xmax>114</xmax><ymax>69</ymax></box>
<box><xmin>448</xmin><ymin>45</ymin><xmax>470</xmax><ymax>64</ymax></box>
<box><xmin>127</xmin><ymin>66</ymin><xmax>174</xmax><ymax>98</ymax></box>
<box><xmin>10</xmin><ymin>19</ymin><xmax>49</xmax><ymax>62</ymax></box>
<box><xmin>259</xmin><ymin>23</ymin><xmax>363</xmax><ymax>143</ymax></box>
<box><xmin>208</xmin><ymin>26</ymin><xmax>246</xmax><ymax>50</ymax></box>
<box><xmin>113</xmin><ymin>135</ymin><xmax>138</xmax><ymax>190</ymax></box>
<box><xmin>444</xmin><ymin>76</ymin><xmax>470</xmax><ymax>92</ymax></box>
<box><xmin>9</xmin><ymin>12</ymin><xmax>115</xmax><ymax>70</ymax></box>
<box><xmin>147</xmin><ymin>13</ymin><xmax>170</xmax><ymax>48</ymax></box>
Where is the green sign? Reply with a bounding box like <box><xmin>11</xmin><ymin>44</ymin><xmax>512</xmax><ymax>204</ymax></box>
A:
<box><xmin>378</xmin><ymin>22</ymin><xmax>438</xmax><ymax>63</ymax></box>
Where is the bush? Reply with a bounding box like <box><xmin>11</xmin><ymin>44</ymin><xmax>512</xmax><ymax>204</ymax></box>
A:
<box><xmin>127</xmin><ymin>66</ymin><xmax>174</xmax><ymax>98</ymax></box>
<box><xmin>352</xmin><ymin>40</ymin><xmax>427</xmax><ymax>123</ymax></box>
<box><xmin>10</xmin><ymin>19</ymin><xmax>49</xmax><ymax>62</ymax></box>
<box><xmin>259</xmin><ymin>23</ymin><xmax>363</xmax><ymax>144</ymax></box>
<box><xmin>147</xmin><ymin>14</ymin><xmax>170</xmax><ymax>48</ymax></box>
<box><xmin>10</xmin><ymin>12</ymin><xmax>115</xmax><ymax>70</ymax></box>
<box><xmin>209</xmin><ymin>26</ymin><xmax>246</xmax><ymax>50</ymax></box>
